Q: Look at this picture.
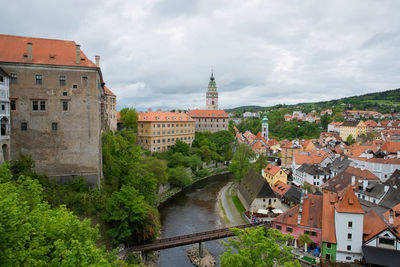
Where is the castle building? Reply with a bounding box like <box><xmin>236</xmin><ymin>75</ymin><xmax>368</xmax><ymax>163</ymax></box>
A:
<box><xmin>103</xmin><ymin>85</ymin><xmax>117</xmax><ymax>132</ymax></box>
<box><xmin>206</xmin><ymin>71</ymin><xmax>218</xmax><ymax>110</ymax></box>
<box><xmin>0</xmin><ymin>34</ymin><xmax>107</xmax><ymax>187</ymax></box>
<box><xmin>137</xmin><ymin>109</ymin><xmax>195</xmax><ymax>152</ymax></box>
<box><xmin>189</xmin><ymin>71</ymin><xmax>228</xmax><ymax>133</ymax></box>
<box><xmin>0</xmin><ymin>67</ymin><xmax>11</xmax><ymax>164</ymax></box>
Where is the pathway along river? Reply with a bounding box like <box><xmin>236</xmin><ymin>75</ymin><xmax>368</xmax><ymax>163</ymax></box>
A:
<box><xmin>158</xmin><ymin>172</ymin><xmax>233</xmax><ymax>266</ymax></box>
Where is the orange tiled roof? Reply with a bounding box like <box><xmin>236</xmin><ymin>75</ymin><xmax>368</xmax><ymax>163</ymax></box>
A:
<box><xmin>350</xmin><ymin>156</ymin><xmax>400</xmax><ymax>165</ymax></box>
<box><xmin>188</xmin><ymin>109</ymin><xmax>228</xmax><ymax>118</ymax></box>
<box><xmin>0</xmin><ymin>34</ymin><xmax>97</xmax><ymax>67</ymax></box>
<box><xmin>233</xmin><ymin>126</ymin><xmax>239</xmax><ymax>132</ymax></box>
<box><xmin>268</xmin><ymin>139</ymin><xmax>279</xmax><ymax>147</ymax></box>
<box><xmin>383</xmin><ymin>203</ymin><xmax>400</xmax><ymax>229</ymax></box>
<box><xmin>344</xmin><ymin>166</ymin><xmax>379</xmax><ymax>180</ymax></box>
<box><xmin>294</xmin><ymin>152</ymin><xmax>327</xmax><ymax>165</ymax></box>
<box><xmin>138</xmin><ymin>111</ymin><xmax>194</xmax><ymax>122</ymax></box>
<box><xmin>322</xmin><ymin>193</ymin><xmax>338</xmax><ymax>243</ymax></box>
<box><xmin>103</xmin><ymin>86</ymin><xmax>116</xmax><ymax>97</ymax></box>
<box><xmin>382</xmin><ymin>129</ymin><xmax>400</xmax><ymax>136</ymax></box>
<box><xmin>328</xmin><ymin>122</ymin><xmax>342</xmax><ymax>126</ymax></box>
<box><xmin>117</xmin><ymin>112</ymin><xmax>121</xmax><ymax>122</ymax></box>
<box><xmin>381</xmin><ymin>141</ymin><xmax>400</xmax><ymax>154</ymax></box>
<box><xmin>363</xmin><ymin>210</ymin><xmax>389</xmax><ymax>242</ymax></box>
<box><xmin>335</xmin><ymin>186</ymin><xmax>364</xmax><ymax>214</ymax></box>
<box><xmin>271</xmin><ymin>180</ymin><xmax>291</xmax><ymax>196</ymax></box>
<box><xmin>365</xmin><ymin>120</ymin><xmax>378</xmax><ymax>127</ymax></box>
<box><xmin>251</xmin><ymin>140</ymin><xmax>267</xmax><ymax>150</ymax></box>
<box><xmin>264</xmin><ymin>164</ymin><xmax>281</xmax><ymax>176</ymax></box>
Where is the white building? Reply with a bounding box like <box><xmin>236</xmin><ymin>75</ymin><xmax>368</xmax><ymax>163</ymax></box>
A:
<box><xmin>0</xmin><ymin>67</ymin><xmax>10</xmax><ymax>163</ymax></box>
<box><xmin>349</xmin><ymin>156</ymin><xmax>400</xmax><ymax>182</ymax></box>
<box><xmin>334</xmin><ymin>186</ymin><xmax>364</xmax><ymax>262</ymax></box>
<box><xmin>292</xmin><ymin>164</ymin><xmax>331</xmax><ymax>186</ymax></box>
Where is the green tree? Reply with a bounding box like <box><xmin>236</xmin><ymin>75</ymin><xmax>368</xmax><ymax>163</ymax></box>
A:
<box><xmin>168</xmin><ymin>152</ymin><xmax>185</xmax><ymax>168</ymax></box>
<box><xmin>143</xmin><ymin>158</ymin><xmax>168</xmax><ymax>186</ymax></box>
<box><xmin>200</xmin><ymin>145</ymin><xmax>213</xmax><ymax>164</ymax></box>
<box><xmin>320</xmin><ymin>114</ymin><xmax>332</xmax><ymax>130</ymax></box>
<box><xmin>298</xmin><ymin>234</ymin><xmax>312</xmax><ymax>247</ymax></box>
<box><xmin>253</xmin><ymin>155</ymin><xmax>269</xmax><ymax>174</ymax></box>
<box><xmin>119</xmin><ymin>107</ymin><xmax>138</xmax><ymax>131</ymax></box>
<box><xmin>210</xmin><ymin>130</ymin><xmax>235</xmax><ymax>154</ymax></box>
<box><xmin>0</xmin><ymin>167</ymin><xmax>119</xmax><ymax>266</ymax></box>
<box><xmin>103</xmin><ymin>185</ymin><xmax>159</xmax><ymax>246</ymax></box>
<box><xmin>346</xmin><ymin>134</ymin><xmax>355</xmax><ymax>145</ymax></box>
<box><xmin>168</xmin><ymin>166</ymin><xmax>191</xmax><ymax>188</ymax></box>
<box><xmin>170</xmin><ymin>139</ymin><xmax>190</xmax><ymax>156</ymax></box>
<box><xmin>230</xmin><ymin>143</ymin><xmax>256</xmax><ymax>182</ymax></box>
<box><xmin>220</xmin><ymin>227</ymin><xmax>300</xmax><ymax>267</ymax></box>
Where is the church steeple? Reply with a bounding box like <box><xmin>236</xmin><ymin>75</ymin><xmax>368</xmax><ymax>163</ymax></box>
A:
<box><xmin>206</xmin><ymin>70</ymin><xmax>218</xmax><ymax>109</ymax></box>
<box><xmin>262</xmin><ymin>111</ymin><xmax>269</xmax><ymax>142</ymax></box>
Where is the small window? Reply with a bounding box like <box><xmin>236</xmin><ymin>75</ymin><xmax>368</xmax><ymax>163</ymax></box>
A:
<box><xmin>348</xmin><ymin>233</ymin><xmax>352</xmax><ymax>240</ymax></box>
<box><xmin>326</xmin><ymin>243</ymin><xmax>331</xmax><ymax>249</ymax></box>
<box><xmin>326</xmin><ymin>254</ymin><xmax>331</xmax><ymax>260</ymax></box>
<box><xmin>348</xmin><ymin>221</ymin><xmax>352</xmax><ymax>228</ymax></box>
<box><xmin>1</xmin><ymin>104</ymin><xmax>4</xmax><ymax>111</ymax></box>
<box><xmin>346</xmin><ymin>256</ymin><xmax>352</xmax><ymax>260</ymax></box>
<box><xmin>286</xmin><ymin>227</ymin><xmax>292</xmax><ymax>233</ymax></box>
<box><xmin>10</xmin><ymin>73</ymin><xmax>17</xmax><ymax>84</ymax></box>
<box><xmin>35</xmin><ymin>74</ymin><xmax>42</xmax><ymax>85</ymax></box>
<box><xmin>21</xmin><ymin>122</ymin><xmax>27</xmax><ymax>131</ymax></box>
<box><xmin>347</xmin><ymin>245</ymin><xmax>351</xmax><ymax>251</ymax></box>
<box><xmin>276</xmin><ymin>225</ymin><xmax>282</xmax><ymax>230</ymax></box>
<box><xmin>10</xmin><ymin>100</ymin><xmax>16</xmax><ymax>110</ymax></box>
<box><xmin>72</xmin><ymin>84</ymin><xmax>78</xmax><ymax>89</ymax></box>
<box><xmin>311</xmin><ymin>231</ymin><xmax>317</xmax><ymax>237</ymax></box>
<box><xmin>40</xmin><ymin>100</ymin><xmax>46</xmax><ymax>111</ymax></box>
<box><xmin>59</xmin><ymin>75</ymin><xmax>66</xmax><ymax>86</ymax></box>
<box><xmin>81</xmin><ymin>76</ymin><xmax>88</xmax><ymax>88</ymax></box>
<box><xmin>52</xmin><ymin>122</ymin><xmax>58</xmax><ymax>131</ymax></box>
<box><xmin>62</xmin><ymin>101</ymin><xmax>68</xmax><ymax>111</ymax></box>
<box><xmin>32</xmin><ymin>101</ymin><xmax>39</xmax><ymax>111</ymax></box>
<box><xmin>0</xmin><ymin>75</ymin><xmax>3</xmax><ymax>83</ymax></box>
<box><xmin>62</xmin><ymin>91</ymin><xmax>68</xmax><ymax>96</ymax></box>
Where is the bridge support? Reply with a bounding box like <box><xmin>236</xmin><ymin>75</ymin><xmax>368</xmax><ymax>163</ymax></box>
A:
<box><xmin>199</xmin><ymin>242</ymin><xmax>204</xmax><ymax>258</ymax></box>
<box><xmin>141</xmin><ymin>250</ymin><xmax>148</xmax><ymax>262</ymax></box>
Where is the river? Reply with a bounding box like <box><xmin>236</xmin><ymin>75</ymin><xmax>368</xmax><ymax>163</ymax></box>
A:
<box><xmin>158</xmin><ymin>172</ymin><xmax>232</xmax><ymax>266</ymax></box>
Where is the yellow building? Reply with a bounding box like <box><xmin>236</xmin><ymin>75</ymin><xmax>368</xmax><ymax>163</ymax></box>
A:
<box><xmin>281</xmin><ymin>143</ymin><xmax>303</xmax><ymax>169</ymax></box>
<box><xmin>262</xmin><ymin>164</ymin><xmax>287</xmax><ymax>186</ymax></box>
<box><xmin>339</xmin><ymin>120</ymin><xmax>367</xmax><ymax>141</ymax></box>
<box><xmin>137</xmin><ymin>109</ymin><xmax>195</xmax><ymax>152</ymax></box>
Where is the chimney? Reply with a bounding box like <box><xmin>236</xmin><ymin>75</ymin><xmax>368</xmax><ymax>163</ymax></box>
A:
<box><xmin>389</xmin><ymin>209</ymin><xmax>394</xmax><ymax>225</ymax></box>
<box><xmin>76</xmin><ymin>44</ymin><xmax>81</xmax><ymax>64</ymax></box>
<box><xmin>351</xmin><ymin>176</ymin><xmax>355</xmax><ymax>186</ymax></box>
<box><xmin>95</xmin><ymin>55</ymin><xmax>100</xmax><ymax>66</ymax></box>
<box><xmin>362</xmin><ymin>179</ymin><xmax>368</xmax><ymax>191</ymax></box>
<box><xmin>27</xmin><ymin>42</ymin><xmax>32</xmax><ymax>62</ymax></box>
<box><xmin>297</xmin><ymin>191</ymin><xmax>305</xmax><ymax>225</ymax></box>
<box><xmin>148</xmin><ymin>108</ymin><xmax>152</xmax><ymax>112</ymax></box>
<box><xmin>157</xmin><ymin>108</ymin><xmax>162</xmax><ymax>112</ymax></box>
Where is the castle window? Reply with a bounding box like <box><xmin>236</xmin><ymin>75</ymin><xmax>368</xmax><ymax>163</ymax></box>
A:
<box><xmin>52</xmin><ymin>122</ymin><xmax>58</xmax><ymax>131</ymax></box>
<box><xmin>35</xmin><ymin>74</ymin><xmax>43</xmax><ymax>85</ymax></box>
<box><xmin>347</xmin><ymin>245</ymin><xmax>351</xmax><ymax>251</ymax></box>
<box><xmin>1</xmin><ymin>104</ymin><xmax>4</xmax><ymax>111</ymax></box>
<box><xmin>10</xmin><ymin>100</ymin><xmax>16</xmax><ymax>110</ymax></box>
<box><xmin>63</xmin><ymin>91</ymin><xmax>68</xmax><ymax>96</ymax></box>
<box><xmin>59</xmin><ymin>75</ymin><xmax>66</xmax><ymax>86</ymax></box>
<box><xmin>0</xmin><ymin>75</ymin><xmax>3</xmax><ymax>83</ymax></box>
<box><xmin>72</xmin><ymin>84</ymin><xmax>78</xmax><ymax>89</ymax></box>
<box><xmin>21</xmin><ymin>122</ymin><xmax>27</xmax><ymax>131</ymax></box>
<box><xmin>81</xmin><ymin>76</ymin><xmax>88</xmax><ymax>88</ymax></box>
<box><xmin>62</xmin><ymin>101</ymin><xmax>69</xmax><ymax>111</ymax></box>
<box><xmin>10</xmin><ymin>73</ymin><xmax>17</xmax><ymax>84</ymax></box>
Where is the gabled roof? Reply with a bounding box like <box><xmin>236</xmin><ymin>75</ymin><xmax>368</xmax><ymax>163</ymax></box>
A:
<box><xmin>344</xmin><ymin>166</ymin><xmax>380</xmax><ymax>180</ymax></box>
<box><xmin>363</xmin><ymin>210</ymin><xmax>390</xmax><ymax>242</ymax></box>
<box><xmin>335</xmin><ymin>186</ymin><xmax>364</xmax><ymax>214</ymax></box>
<box><xmin>103</xmin><ymin>86</ymin><xmax>116</xmax><ymax>97</ymax></box>
<box><xmin>268</xmin><ymin>138</ymin><xmax>279</xmax><ymax>147</ymax></box>
<box><xmin>296</xmin><ymin>164</ymin><xmax>330</xmax><ymax>176</ymax></box>
<box><xmin>274</xmin><ymin>194</ymin><xmax>323</xmax><ymax>229</ymax></box>
<box><xmin>138</xmin><ymin>111</ymin><xmax>194</xmax><ymax>122</ymax></box>
<box><xmin>283</xmin><ymin>186</ymin><xmax>302</xmax><ymax>204</ymax></box>
<box><xmin>0</xmin><ymin>34</ymin><xmax>97</xmax><ymax>67</ymax></box>
<box><xmin>188</xmin><ymin>109</ymin><xmax>228</xmax><ymax>118</ymax></box>
<box><xmin>271</xmin><ymin>180</ymin><xmax>291</xmax><ymax>196</ymax></box>
<box><xmin>238</xmin><ymin>169</ymin><xmax>275</xmax><ymax>206</ymax></box>
<box><xmin>321</xmin><ymin>171</ymin><xmax>353</xmax><ymax>193</ymax></box>
<box><xmin>264</xmin><ymin>164</ymin><xmax>282</xmax><ymax>176</ymax></box>
<box><xmin>381</xmin><ymin>141</ymin><xmax>400</xmax><ymax>155</ymax></box>
<box><xmin>341</xmin><ymin>120</ymin><xmax>362</xmax><ymax>127</ymax></box>
<box><xmin>380</xmin><ymin>187</ymin><xmax>400</xmax><ymax>209</ymax></box>
<box><xmin>382</xmin><ymin>203</ymin><xmax>400</xmax><ymax>229</ymax></box>
<box><xmin>322</xmin><ymin>193</ymin><xmax>338</xmax><ymax>243</ymax></box>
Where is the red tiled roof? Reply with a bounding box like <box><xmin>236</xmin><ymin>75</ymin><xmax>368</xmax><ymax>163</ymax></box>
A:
<box><xmin>117</xmin><ymin>112</ymin><xmax>122</xmax><ymax>123</ymax></box>
<box><xmin>103</xmin><ymin>86</ymin><xmax>116</xmax><ymax>97</ymax></box>
<box><xmin>322</xmin><ymin>193</ymin><xmax>338</xmax><ymax>243</ymax></box>
<box><xmin>344</xmin><ymin>166</ymin><xmax>379</xmax><ymax>180</ymax></box>
<box><xmin>138</xmin><ymin>111</ymin><xmax>194</xmax><ymax>122</ymax></box>
<box><xmin>188</xmin><ymin>109</ymin><xmax>228</xmax><ymax>118</ymax></box>
<box><xmin>383</xmin><ymin>203</ymin><xmax>400</xmax><ymax>229</ymax></box>
<box><xmin>365</xmin><ymin>120</ymin><xmax>378</xmax><ymax>127</ymax></box>
<box><xmin>294</xmin><ymin>152</ymin><xmax>327</xmax><ymax>165</ymax></box>
<box><xmin>350</xmin><ymin>156</ymin><xmax>400</xmax><ymax>165</ymax></box>
<box><xmin>381</xmin><ymin>141</ymin><xmax>400</xmax><ymax>154</ymax></box>
<box><xmin>335</xmin><ymin>186</ymin><xmax>364</xmax><ymax>214</ymax></box>
<box><xmin>251</xmin><ymin>140</ymin><xmax>267</xmax><ymax>150</ymax></box>
<box><xmin>271</xmin><ymin>180</ymin><xmax>291</xmax><ymax>196</ymax></box>
<box><xmin>268</xmin><ymin>139</ymin><xmax>279</xmax><ymax>147</ymax></box>
<box><xmin>264</xmin><ymin>164</ymin><xmax>281</xmax><ymax>176</ymax></box>
<box><xmin>233</xmin><ymin>126</ymin><xmax>239</xmax><ymax>132</ymax></box>
<box><xmin>0</xmin><ymin>34</ymin><xmax>97</xmax><ymax>67</ymax></box>
<box><xmin>363</xmin><ymin>210</ymin><xmax>389</xmax><ymax>242</ymax></box>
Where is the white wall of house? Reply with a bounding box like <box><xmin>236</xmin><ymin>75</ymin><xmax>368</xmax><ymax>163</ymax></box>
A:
<box><xmin>251</xmin><ymin>197</ymin><xmax>283</xmax><ymax>211</ymax></box>
<box><xmin>335</xmin><ymin>210</ymin><xmax>364</xmax><ymax>262</ymax></box>
<box><xmin>350</xmin><ymin>158</ymin><xmax>400</xmax><ymax>182</ymax></box>
<box><xmin>364</xmin><ymin>230</ymin><xmax>400</xmax><ymax>250</ymax></box>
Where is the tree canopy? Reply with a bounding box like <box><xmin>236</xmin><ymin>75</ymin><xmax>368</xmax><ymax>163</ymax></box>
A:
<box><xmin>220</xmin><ymin>227</ymin><xmax>300</xmax><ymax>267</ymax></box>
<box><xmin>230</xmin><ymin>143</ymin><xmax>256</xmax><ymax>182</ymax></box>
<box><xmin>119</xmin><ymin>107</ymin><xmax>138</xmax><ymax>131</ymax></box>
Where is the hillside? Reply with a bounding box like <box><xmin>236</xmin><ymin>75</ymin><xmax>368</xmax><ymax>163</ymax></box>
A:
<box><xmin>226</xmin><ymin>88</ymin><xmax>400</xmax><ymax>114</ymax></box>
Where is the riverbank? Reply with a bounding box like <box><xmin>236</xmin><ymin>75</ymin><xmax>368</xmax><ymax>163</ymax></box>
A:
<box><xmin>215</xmin><ymin>182</ymin><xmax>246</xmax><ymax>227</ymax></box>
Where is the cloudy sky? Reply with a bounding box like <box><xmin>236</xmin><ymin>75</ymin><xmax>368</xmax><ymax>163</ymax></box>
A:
<box><xmin>1</xmin><ymin>0</ymin><xmax>400</xmax><ymax>110</ymax></box>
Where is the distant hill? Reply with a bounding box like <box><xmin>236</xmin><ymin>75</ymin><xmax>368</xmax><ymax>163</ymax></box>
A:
<box><xmin>226</xmin><ymin>88</ymin><xmax>400</xmax><ymax>114</ymax></box>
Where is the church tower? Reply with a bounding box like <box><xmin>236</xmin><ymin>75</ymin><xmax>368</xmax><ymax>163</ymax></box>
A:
<box><xmin>206</xmin><ymin>71</ymin><xmax>218</xmax><ymax>110</ymax></box>
<box><xmin>262</xmin><ymin>111</ymin><xmax>269</xmax><ymax>142</ymax></box>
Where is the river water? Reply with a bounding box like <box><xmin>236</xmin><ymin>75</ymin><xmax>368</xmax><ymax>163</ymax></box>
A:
<box><xmin>158</xmin><ymin>172</ymin><xmax>232</xmax><ymax>267</ymax></box>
